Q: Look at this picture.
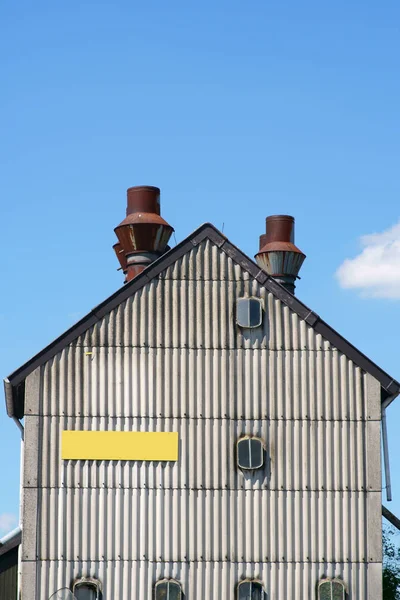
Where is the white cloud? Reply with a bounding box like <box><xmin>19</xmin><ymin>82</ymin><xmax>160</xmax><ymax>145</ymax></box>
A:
<box><xmin>336</xmin><ymin>221</ymin><xmax>400</xmax><ymax>299</ymax></box>
<box><xmin>0</xmin><ymin>513</ymin><xmax>18</xmax><ymax>535</ymax></box>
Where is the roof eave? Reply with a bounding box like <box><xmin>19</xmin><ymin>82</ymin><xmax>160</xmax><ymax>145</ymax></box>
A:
<box><xmin>0</xmin><ymin>527</ymin><xmax>22</xmax><ymax>558</ymax></box>
<box><xmin>4</xmin><ymin>378</ymin><xmax>14</xmax><ymax>418</ymax></box>
<box><xmin>4</xmin><ymin>378</ymin><xmax>25</xmax><ymax>420</ymax></box>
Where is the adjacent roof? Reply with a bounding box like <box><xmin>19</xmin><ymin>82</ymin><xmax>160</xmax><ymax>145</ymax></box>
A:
<box><xmin>0</xmin><ymin>528</ymin><xmax>21</xmax><ymax>559</ymax></box>
<box><xmin>4</xmin><ymin>223</ymin><xmax>400</xmax><ymax>419</ymax></box>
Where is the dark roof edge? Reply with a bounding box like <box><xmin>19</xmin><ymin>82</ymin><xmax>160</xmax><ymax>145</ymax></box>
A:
<box><xmin>220</xmin><ymin>235</ymin><xmax>400</xmax><ymax>399</ymax></box>
<box><xmin>4</xmin><ymin>224</ymin><xmax>219</xmax><ymax>417</ymax></box>
<box><xmin>4</xmin><ymin>223</ymin><xmax>400</xmax><ymax>418</ymax></box>
<box><xmin>382</xmin><ymin>505</ymin><xmax>400</xmax><ymax>531</ymax></box>
<box><xmin>0</xmin><ymin>529</ymin><xmax>22</xmax><ymax>558</ymax></box>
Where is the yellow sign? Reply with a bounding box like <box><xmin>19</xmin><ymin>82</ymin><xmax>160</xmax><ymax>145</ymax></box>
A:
<box><xmin>62</xmin><ymin>431</ymin><xmax>179</xmax><ymax>461</ymax></box>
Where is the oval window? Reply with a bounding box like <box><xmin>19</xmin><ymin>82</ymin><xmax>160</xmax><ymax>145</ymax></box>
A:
<box><xmin>155</xmin><ymin>579</ymin><xmax>182</xmax><ymax>600</ymax></box>
<box><xmin>73</xmin><ymin>579</ymin><xmax>101</xmax><ymax>600</ymax></box>
<box><xmin>237</xmin><ymin>580</ymin><xmax>264</xmax><ymax>599</ymax></box>
<box><xmin>318</xmin><ymin>579</ymin><xmax>346</xmax><ymax>600</ymax></box>
<box><xmin>237</xmin><ymin>437</ymin><xmax>264</xmax><ymax>470</ymax></box>
<box><xmin>236</xmin><ymin>298</ymin><xmax>263</xmax><ymax>328</ymax></box>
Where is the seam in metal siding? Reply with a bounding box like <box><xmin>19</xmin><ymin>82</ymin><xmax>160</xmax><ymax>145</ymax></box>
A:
<box><xmin>38</xmin><ymin>348</ymin><xmax>366</xmax><ymax>420</ymax></box>
<box><xmin>36</xmin><ymin>488</ymin><xmax>370</xmax><ymax>563</ymax></box>
<box><xmin>36</xmin><ymin>560</ymin><xmax>368</xmax><ymax>599</ymax></box>
<box><xmin>36</xmin><ymin>417</ymin><xmax>369</xmax><ymax>492</ymax></box>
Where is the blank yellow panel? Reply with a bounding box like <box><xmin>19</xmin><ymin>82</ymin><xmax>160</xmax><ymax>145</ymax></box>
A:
<box><xmin>61</xmin><ymin>431</ymin><xmax>179</xmax><ymax>461</ymax></box>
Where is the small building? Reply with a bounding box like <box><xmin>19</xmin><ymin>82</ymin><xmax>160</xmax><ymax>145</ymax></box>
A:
<box><xmin>3</xmin><ymin>186</ymin><xmax>399</xmax><ymax>599</ymax></box>
<box><xmin>0</xmin><ymin>528</ymin><xmax>21</xmax><ymax>600</ymax></box>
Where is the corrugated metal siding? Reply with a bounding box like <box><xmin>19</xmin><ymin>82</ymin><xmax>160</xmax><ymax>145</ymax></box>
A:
<box><xmin>39</xmin><ymin>348</ymin><xmax>366</xmax><ymax>420</ymax></box>
<box><xmin>38</xmin><ymin>417</ymin><xmax>369</xmax><ymax>491</ymax></box>
<box><xmin>37</xmin><ymin>560</ymin><xmax>368</xmax><ymax>600</ymax></box>
<box><xmin>37</xmin><ymin>488</ymin><xmax>368</xmax><ymax>562</ymax></box>
<box><xmin>24</xmin><ymin>239</ymin><xmax>379</xmax><ymax>598</ymax></box>
<box><xmin>0</xmin><ymin>559</ymin><xmax>18</xmax><ymax>600</ymax></box>
<box><xmin>73</xmin><ymin>278</ymin><xmax>332</xmax><ymax>353</ymax></box>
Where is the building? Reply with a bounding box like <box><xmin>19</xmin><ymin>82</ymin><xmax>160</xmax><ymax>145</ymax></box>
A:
<box><xmin>4</xmin><ymin>186</ymin><xmax>399</xmax><ymax>599</ymax></box>
<box><xmin>0</xmin><ymin>528</ymin><xmax>21</xmax><ymax>600</ymax></box>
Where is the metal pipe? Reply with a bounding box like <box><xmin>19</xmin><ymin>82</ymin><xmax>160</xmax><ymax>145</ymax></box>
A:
<box><xmin>382</xmin><ymin>394</ymin><xmax>396</xmax><ymax>410</ymax></box>
<box><xmin>114</xmin><ymin>186</ymin><xmax>174</xmax><ymax>283</ymax></box>
<box><xmin>382</xmin><ymin>405</ymin><xmax>392</xmax><ymax>502</ymax></box>
<box><xmin>255</xmin><ymin>215</ymin><xmax>306</xmax><ymax>295</ymax></box>
<box><xmin>12</xmin><ymin>416</ymin><xmax>24</xmax><ymax>440</ymax></box>
<box><xmin>4</xmin><ymin>378</ymin><xmax>24</xmax><ymax>437</ymax></box>
<box><xmin>381</xmin><ymin>392</ymin><xmax>398</xmax><ymax>502</ymax></box>
<box><xmin>17</xmin><ymin>437</ymin><xmax>24</xmax><ymax>597</ymax></box>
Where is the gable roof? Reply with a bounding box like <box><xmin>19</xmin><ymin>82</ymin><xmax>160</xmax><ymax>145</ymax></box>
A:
<box><xmin>4</xmin><ymin>223</ymin><xmax>400</xmax><ymax>419</ymax></box>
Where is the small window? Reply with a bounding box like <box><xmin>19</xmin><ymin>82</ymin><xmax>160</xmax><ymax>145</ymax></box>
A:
<box><xmin>73</xmin><ymin>578</ymin><xmax>101</xmax><ymax>600</ymax></box>
<box><xmin>236</xmin><ymin>298</ymin><xmax>263</xmax><ymax>328</ymax></box>
<box><xmin>237</xmin><ymin>580</ymin><xmax>264</xmax><ymax>599</ymax></box>
<box><xmin>318</xmin><ymin>579</ymin><xmax>346</xmax><ymax>600</ymax></box>
<box><xmin>237</xmin><ymin>437</ymin><xmax>264</xmax><ymax>470</ymax></box>
<box><xmin>155</xmin><ymin>579</ymin><xmax>182</xmax><ymax>599</ymax></box>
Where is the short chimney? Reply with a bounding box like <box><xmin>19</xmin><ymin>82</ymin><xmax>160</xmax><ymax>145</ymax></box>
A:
<box><xmin>255</xmin><ymin>215</ymin><xmax>305</xmax><ymax>294</ymax></box>
<box><xmin>114</xmin><ymin>186</ymin><xmax>174</xmax><ymax>282</ymax></box>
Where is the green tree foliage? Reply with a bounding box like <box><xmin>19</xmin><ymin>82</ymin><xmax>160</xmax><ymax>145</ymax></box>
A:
<box><xmin>383</xmin><ymin>527</ymin><xmax>400</xmax><ymax>600</ymax></box>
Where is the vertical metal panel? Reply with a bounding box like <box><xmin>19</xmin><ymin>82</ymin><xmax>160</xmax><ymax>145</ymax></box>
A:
<box><xmin>27</xmin><ymin>238</ymin><xmax>379</xmax><ymax>599</ymax></box>
<box><xmin>40</xmin><ymin>348</ymin><xmax>366</xmax><ymax>420</ymax></box>
<box><xmin>36</xmin><ymin>488</ymin><xmax>369</xmax><ymax>562</ymax></box>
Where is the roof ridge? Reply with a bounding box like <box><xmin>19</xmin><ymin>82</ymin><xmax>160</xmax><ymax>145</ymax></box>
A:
<box><xmin>4</xmin><ymin>222</ymin><xmax>400</xmax><ymax>418</ymax></box>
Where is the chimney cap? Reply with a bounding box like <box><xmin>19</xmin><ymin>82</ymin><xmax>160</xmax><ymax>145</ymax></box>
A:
<box><xmin>126</xmin><ymin>186</ymin><xmax>161</xmax><ymax>216</ymax></box>
<box><xmin>255</xmin><ymin>213</ymin><xmax>305</xmax><ymax>294</ymax></box>
<box><xmin>113</xmin><ymin>184</ymin><xmax>173</xmax><ymax>283</ymax></box>
<box><xmin>126</xmin><ymin>185</ymin><xmax>161</xmax><ymax>194</ymax></box>
<box><xmin>266</xmin><ymin>214</ymin><xmax>294</xmax><ymax>220</ymax></box>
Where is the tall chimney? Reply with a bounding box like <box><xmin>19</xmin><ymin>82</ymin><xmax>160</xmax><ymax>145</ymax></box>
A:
<box><xmin>114</xmin><ymin>186</ymin><xmax>174</xmax><ymax>282</ymax></box>
<box><xmin>255</xmin><ymin>215</ymin><xmax>305</xmax><ymax>294</ymax></box>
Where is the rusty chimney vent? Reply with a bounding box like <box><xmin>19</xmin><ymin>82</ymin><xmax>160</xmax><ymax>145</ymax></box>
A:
<box><xmin>255</xmin><ymin>215</ymin><xmax>306</xmax><ymax>294</ymax></box>
<box><xmin>113</xmin><ymin>186</ymin><xmax>174</xmax><ymax>282</ymax></box>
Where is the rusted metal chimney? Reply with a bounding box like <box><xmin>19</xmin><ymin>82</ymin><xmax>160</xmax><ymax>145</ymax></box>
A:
<box><xmin>114</xmin><ymin>186</ymin><xmax>174</xmax><ymax>282</ymax></box>
<box><xmin>255</xmin><ymin>215</ymin><xmax>305</xmax><ymax>294</ymax></box>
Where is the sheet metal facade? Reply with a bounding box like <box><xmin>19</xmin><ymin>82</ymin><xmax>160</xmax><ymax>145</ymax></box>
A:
<box><xmin>21</xmin><ymin>239</ymin><xmax>382</xmax><ymax>599</ymax></box>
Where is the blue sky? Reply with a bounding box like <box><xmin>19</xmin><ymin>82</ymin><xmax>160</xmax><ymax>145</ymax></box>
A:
<box><xmin>1</xmin><ymin>0</ymin><xmax>400</xmax><ymax>533</ymax></box>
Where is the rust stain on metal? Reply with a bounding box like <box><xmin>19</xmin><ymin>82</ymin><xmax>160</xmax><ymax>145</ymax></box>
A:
<box><xmin>113</xmin><ymin>186</ymin><xmax>174</xmax><ymax>282</ymax></box>
<box><xmin>113</xmin><ymin>242</ymin><xmax>127</xmax><ymax>271</ymax></box>
<box><xmin>259</xmin><ymin>233</ymin><xmax>267</xmax><ymax>251</ymax></box>
<box><xmin>126</xmin><ymin>185</ymin><xmax>161</xmax><ymax>216</ymax></box>
<box><xmin>255</xmin><ymin>215</ymin><xmax>306</xmax><ymax>294</ymax></box>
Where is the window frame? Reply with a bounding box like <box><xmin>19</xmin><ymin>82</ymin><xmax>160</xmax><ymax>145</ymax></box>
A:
<box><xmin>72</xmin><ymin>577</ymin><xmax>102</xmax><ymax>600</ymax></box>
<box><xmin>237</xmin><ymin>578</ymin><xmax>265</xmax><ymax>599</ymax></box>
<box><xmin>318</xmin><ymin>578</ymin><xmax>346</xmax><ymax>600</ymax></box>
<box><xmin>236</xmin><ymin>297</ymin><xmax>263</xmax><ymax>329</ymax></box>
<box><xmin>236</xmin><ymin>436</ymin><xmax>265</xmax><ymax>471</ymax></box>
<box><xmin>154</xmin><ymin>578</ymin><xmax>183</xmax><ymax>599</ymax></box>
<box><xmin>49</xmin><ymin>590</ymin><xmax>76</xmax><ymax>600</ymax></box>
